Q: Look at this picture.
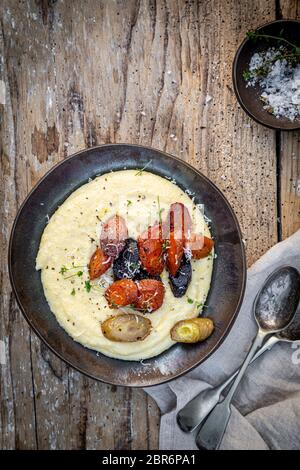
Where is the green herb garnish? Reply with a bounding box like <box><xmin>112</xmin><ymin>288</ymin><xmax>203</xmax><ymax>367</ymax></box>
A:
<box><xmin>187</xmin><ymin>298</ymin><xmax>203</xmax><ymax>309</ymax></box>
<box><xmin>135</xmin><ymin>160</ymin><xmax>152</xmax><ymax>176</ymax></box>
<box><xmin>71</xmin><ymin>288</ymin><xmax>76</xmax><ymax>296</ymax></box>
<box><xmin>246</xmin><ymin>29</ymin><xmax>300</xmax><ymax>53</ymax></box>
<box><xmin>63</xmin><ymin>270</ymin><xmax>84</xmax><ymax>280</ymax></box>
<box><xmin>242</xmin><ymin>70</ymin><xmax>253</xmax><ymax>81</ymax></box>
<box><xmin>128</xmin><ymin>261</ymin><xmax>140</xmax><ymax>270</ymax></box>
<box><xmin>243</xmin><ymin>30</ymin><xmax>300</xmax><ymax>83</ymax></box>
<box><xmin>162</xmin><ymin>239</ymin><xmax>170</xmax><ymax>252</ymax></box>
<box><xmin>59</xmin><ymin>264</ymin><xmax>86</xmax><ymax>279</ymax></box>
<box><xmin>84</xmin><ymin>280</ymin><xmax>91</xmax><ymax>293</ymax></box>
<box><xmin>127</xmin><ymin>200</ymin><xmax>132</xmax><ymax>206</ymax></box>
<box><xmin>159</xmin><ymin>239</ymin><xmax>170</xmax><ymax>260</ymax></box>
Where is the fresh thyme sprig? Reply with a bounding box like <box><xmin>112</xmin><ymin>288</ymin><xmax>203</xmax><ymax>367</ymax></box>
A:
<box><xmin>59</xmin><ymin>264</ymin><xmax>106</xmax><ymax>295</ymax></box>
<box><xmin>160</xmin><ymin>239</ymin><xmax>170</xmax><ymax>260</ymax></box>
<box><xmin>84</xmin><ymin>280</ymin><xmax>91</xmax><ymax>292</ymax></box>
<box><xmin>59</xmin><ymin>263</ymin><xmax>86</xmax><ymax>279</ymax></box>
<box><xmin>84</xmin><ymin>280</ymin><xmax>103</xmax><ymax>293</ymax></box>
<box><xmin>60</xmin><ymin>263</ymin><xmax>86</xmax><ymax>274</ymax></box>
<box><xmin>246</xmin><ymin>30</ymin><xmax>300</xmax><ymax>54</ymax></box>
<box><xmin>135</xmin><ymin>160</ymin><xmax>152</xmax><ymax>176</ymax></box>
<box><xmin>64</xmin><ymin>270</ymin><xmax>83</xmax><ymax>280</ymax></box>
<box><xmin>243</xmin><ymin>29</ymin><xmax>300</xmax><ymax>83</ymax></box>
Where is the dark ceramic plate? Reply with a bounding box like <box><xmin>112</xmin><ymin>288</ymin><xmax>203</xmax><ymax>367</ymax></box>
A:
<box><xmin>233</xmin><ymin>20</ymin><xmax>300</xmax><ymax>131</ymax></box>
<box><xmin>9</xmin><ymin>144</ymin><xmax>246</xmax><ymax>387</ymax></box>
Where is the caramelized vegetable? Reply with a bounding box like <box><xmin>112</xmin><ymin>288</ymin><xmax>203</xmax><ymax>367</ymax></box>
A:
<box><xmin>113</xmin><ymin>238</ymin><xmax>140</xmax><ymax>280</ymax></box>
<box><xmin>138</xmin><ymin>224</ymin><xmax>165</xmax><ymax>276</ymax></box>
<box><xmin>88</xmin><ymin>247</ymin><xmax>111</xmax><ymax>280</ymax></box>
<box><xmin>100</xmin><ymin>214</ymin><xmax>128</xmax><ymax>259</ymax></box>
<box><xmin>166</xmin><ymin>231</ymin><xmax>184</xmax><ymax>276</ymax></box>
<box><xmin>134</xmin><ymin>267</ymin><xmax>161</xmax><ymax>282</ymax></box>
<box><xmin>170</xmin><ymin>317</ymin><xmax>214</xmax><ymax>343</ymax></box>
<box><xmin>164</xmin><ymin>202</ymin><xmax>192</xmax><ymax>240</ymax></box>
<box><xmin>105</xmin><ymin>279</ymin><xmax>138</xmax><ymax>308</ymax></box>
<box><xmin>169</xmin><ymin>254</ymin><xmax>192</xmax><ymax>297</ymax></box>
<box><xmin>101</xmin><ymin>313</ymin><xmax>152</xmax><ymax>342</ymax></box>
<box><xmin>135</xmin><ymin>279</ymin><xmax>165</xmax><ymax>312</ymax></box>
<box><xmin>139</xmin><ymin>223</ymin><xmax>163</xmax><ymax>241</ymax></box>
<box><xmin>185</xmin><ymin>234</ymin><xmax>214</xmax><ymax>259</ymax></box>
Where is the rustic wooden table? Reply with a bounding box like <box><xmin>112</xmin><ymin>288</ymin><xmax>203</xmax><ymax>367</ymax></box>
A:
<box><xmin>1</xmin><ymin>0</ymin><xmax>299</xmax><ymax>450</ymax></box>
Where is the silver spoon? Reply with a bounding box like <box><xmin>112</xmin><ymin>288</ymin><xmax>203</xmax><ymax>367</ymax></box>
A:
<box><xmin>194</xmin><ymin>266</ymin><xmax>300</xmax><ymax>450</ymax></box>
<box><xmin>177</xmin><ymin>319</ymin><xmax>300</xmax><ymax>433</ymax></box>
<box><xmin>177</xmin><ymin>274</ymin><xmax>300</xmax><ymax>435</ymax></box>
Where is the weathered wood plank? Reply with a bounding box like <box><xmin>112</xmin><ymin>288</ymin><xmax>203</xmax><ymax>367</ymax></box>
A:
<box><xmin>1</xmin><ymin>0</ymin><xmax>279</xmax><ymax>450</ymax></box>
<box><xmin>280</xmin><ymin>131</ymin><xmax>300</xmax><ymax>240</ymax></box>
<box><xmin>1</xmin><ymin>0</ymin><xmax>161</xmax><ymax>450</ymax></box>
<box><xmin>0</xmin><ymin>16</ymin><xmax>38</xmax><ymax>450</ymax></box>
<box><xmin>279</xmin><ymin>0</ymin><xmax>300</xmax><ymax>18</ymax></box>
<box><xmin>279</xmin><ymin>2</ymin><xmax>300</xmax><ymax>240</ymax></box>
<box><xmin>116</xmin><ymin>0</ymin><xmax>278</xmax><ymax>264</ymax></box>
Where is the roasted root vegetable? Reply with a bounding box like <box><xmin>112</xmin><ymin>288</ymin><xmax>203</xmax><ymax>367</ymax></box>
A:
<box><xmin>170</xmin><ymin>317</ymin><xmax>214</xmax><ymax>343</ymax></box>
<box><xmin>135</xmin><ymin>279</ymin><xmax>165</xmax><ymax>312</ymax></box>
<box><xmin>169</xmin><ymin>254</ymin><xmax>192</xmax><ymax>297</ymax></box>
<box><xmin>101</xmin><ymin>313</ymin><xmax>152</xmax><ymax>342</ymax></box>
<box><xmin>134</xmin><ymin>267</ymin><xmax>161</xmax><ymax>282</ymax></box>
<box><xmin>166</xmin><ymin>231</ymin><xmax>184</xmax><ymax>276</ymax></box>
<box><xmin>185</xmin><ymin>234</ymin><xmax>214</xmax><ymax>259</ymax></box>
<box><xmin>139</xmin><ymin>223</ymin><xmax>163</xmax><ymax>241</ymax></box>
<box><xmin>164</xmin><ymin>202</ymin><xmax>192</xmax><ymax>240</ymax></box>
<box><xmin>105</xmin><ymin>279</ymin><xmax>138</xmax><ymax>308</ymax></box>
<box><xmin>138</xmin><ymin>224</ymin><xmax>165</xmax><ymax>276</ymax></box>
<box><xmin>113</xmin><ymin>238</ymin><xmax>141</xmax><ymax>280</ymax></box>
<box><xmin>100</xmin><ymin>214</ymin><xmax>128</xmax><ymax>259</ymax></box>
<box><xmin>88</xmin><ymin>247</ymin><xmax>111</xmax><ymax>280</ymax></box>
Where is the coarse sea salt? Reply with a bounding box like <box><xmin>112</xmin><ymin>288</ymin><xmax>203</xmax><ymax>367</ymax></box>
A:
<box><xmin>246</xmin><ymin>47</ymin><xmax>300</xmax><ymax>121</ymax></box>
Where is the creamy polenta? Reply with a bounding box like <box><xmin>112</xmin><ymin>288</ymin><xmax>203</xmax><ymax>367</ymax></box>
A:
<box><xmin>36</xmin><ymin>170</ymin><xmax>213</xmax><ymax>361</ymax></box>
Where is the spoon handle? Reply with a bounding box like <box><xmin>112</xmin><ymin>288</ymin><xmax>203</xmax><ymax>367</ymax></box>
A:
<box><xmin>196</xmin><ymin>330</ymin><xmax>266</xmax><ymax>450</ymax></box>
<box><xmin>177</xmin><ymin>335</ymin><xmax>279</xmax><ymax>433</ymax></box>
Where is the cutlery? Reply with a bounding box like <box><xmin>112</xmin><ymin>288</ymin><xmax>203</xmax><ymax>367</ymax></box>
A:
<box><xmin>178</xmin><ymin>335</ymin><xmax>277</xmax><ymax>433</ymax></box>
<box><xmin>194</xmin><ymin>266</ymin><xmax>300</xmax><ymax>449</ymax></box>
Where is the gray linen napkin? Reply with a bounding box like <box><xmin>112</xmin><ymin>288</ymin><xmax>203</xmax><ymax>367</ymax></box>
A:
<box><xmin>146</xmin><ymin>229</ymin><xmax>300</xmax><ymax>450</ymax></box>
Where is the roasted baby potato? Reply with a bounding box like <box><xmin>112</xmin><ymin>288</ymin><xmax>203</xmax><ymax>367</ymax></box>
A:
<box><xmin>170</xmin><ymin>317</ymin><xmax>214</xmax><ymax>343</ymax></box>
<box><xmin>101</xmin><ymin>313</ymin><xmax>152</xmax><ymax>342</ymax></box>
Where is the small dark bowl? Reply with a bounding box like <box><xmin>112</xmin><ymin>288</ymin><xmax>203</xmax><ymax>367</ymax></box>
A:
<box><xmin>233</xmin><ymin>19</ymin><xmax>300</xmax><ymax>131</ymax></box>
<box><xmin>9</xmin><ymin>144</ymin><xmax>246</xmax><ymax>387</ymax></box>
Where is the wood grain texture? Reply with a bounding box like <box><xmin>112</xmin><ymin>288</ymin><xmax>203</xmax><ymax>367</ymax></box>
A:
<box><xmin>279</xmin><ymin>2</ymin><xmax>300</xmax><ymax>240</ymax></box>
<box><xmin>1</xmin><ymin>0</ymin><xmax>296</xmax><ymax>450</ymax></box>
